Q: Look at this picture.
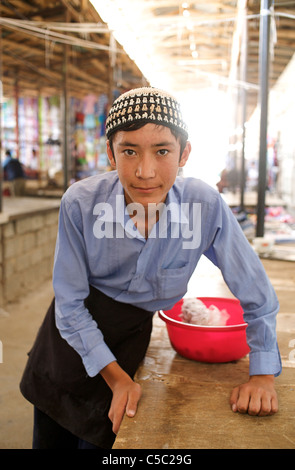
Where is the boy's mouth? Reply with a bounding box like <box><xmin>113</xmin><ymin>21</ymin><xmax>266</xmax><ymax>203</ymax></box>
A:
<box><xmin>132</xmin><ymin>185</ymin><xmax>160</xmax><ymax>193</ymax></box>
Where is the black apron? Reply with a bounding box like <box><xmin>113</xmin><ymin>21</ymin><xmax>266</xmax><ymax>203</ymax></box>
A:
<box><xmin>20</xmin><ymin>286</ymin><xmax>154</xmax><ymax>448</ymax></box>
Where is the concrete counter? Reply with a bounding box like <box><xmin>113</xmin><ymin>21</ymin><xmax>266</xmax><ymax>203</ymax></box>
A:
<box><xmin>0</xmin><ymin>197</ymin><xmax>60</xmax><ymax>306</ymax></box>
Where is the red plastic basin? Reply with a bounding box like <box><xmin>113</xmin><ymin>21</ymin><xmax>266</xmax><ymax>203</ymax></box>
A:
<box><xmin>159</xmin><ymin>297</ymin><xmax>250</xmax><ymax>363</ymax></box>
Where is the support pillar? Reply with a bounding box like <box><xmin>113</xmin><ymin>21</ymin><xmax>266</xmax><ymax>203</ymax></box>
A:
<box><xmin>256</xmin><ymin>0</ymin><xmax>272</xmax><ymax>236</ymax></box>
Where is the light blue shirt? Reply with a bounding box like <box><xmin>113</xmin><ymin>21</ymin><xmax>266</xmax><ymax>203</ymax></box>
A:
<box><xmin>53</xmin><ymin>171</ymin><xmax>281</xmax><ymax>378</ymax></box>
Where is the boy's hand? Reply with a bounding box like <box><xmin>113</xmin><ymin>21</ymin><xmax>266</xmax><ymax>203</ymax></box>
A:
<box><xmin>108</xmin><ymin>375</ymin><xmax>142</xmax><ymax>434</ymax></box>
<box><xmin>230</xmin><ymin>375</ymin><xmax>278</xmax><ymax>416</ymax></box>
<box><xmin>100</xmin><ymin>361</ymin><xmax>142</xmax><ymax>434</ymax></box>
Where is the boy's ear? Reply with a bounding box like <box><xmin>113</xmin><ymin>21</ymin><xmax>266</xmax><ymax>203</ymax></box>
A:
<box><xmin>106</xmin><ymin>140</ymin><xmax>116</xmax><ymax>168</ymax></box>
<box><xmin>179</xmin><ymin>141</ymin><xmax>191</xmax><ymax>168</ymax></box>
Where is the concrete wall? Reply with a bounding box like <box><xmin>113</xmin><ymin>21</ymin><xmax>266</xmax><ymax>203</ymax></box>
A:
<box><xmin>0</xmin><ymin>208</ymin><xmax>59</xmax><ymax>306</ymax></box>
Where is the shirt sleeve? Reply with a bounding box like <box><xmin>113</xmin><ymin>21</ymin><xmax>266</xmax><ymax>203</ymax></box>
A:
<box><xmin>204</xmin><ymin>195</ymin><xmax>282</xmax><ymax>377</ymax></box>
<box><xmin>53</xmin><ymin>193</ymin><xmax>116</xmax><ymax>377</ymax></box>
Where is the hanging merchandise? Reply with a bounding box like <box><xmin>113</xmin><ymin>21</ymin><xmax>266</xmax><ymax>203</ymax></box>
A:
<box><xmin>97</xmin><ymin>93</ymin><xmax>108</xmax><ymax>137</ymax></box>
<box><xmin>71</xmin><ymin>93</ymin><xmax>110</xmax><ymax>181</ymax></box>
<box><xmin>83</xmin><ymin>94</ymin><xmax>99</xmax><ymax>170</ymax></box>
<box><xmin>39</xmin><ymin>96</ymin><xmax>62</xmax><ymax>179</ymax></box>
<box><xmin>18</xmin><ymin>97</ymin><xmax>39</xmax><ymax>168</ymax></box>
<box><xmin>2</xmin><ymin>98</ymin><xmax>17</xmax><ymax>158</ymax></box>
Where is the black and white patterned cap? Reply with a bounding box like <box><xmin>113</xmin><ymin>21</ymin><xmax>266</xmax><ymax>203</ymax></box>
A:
<box><xmin>106</xmin><ymin>87</ymin><xmax>188</xmax><ymax>140</ymax></box>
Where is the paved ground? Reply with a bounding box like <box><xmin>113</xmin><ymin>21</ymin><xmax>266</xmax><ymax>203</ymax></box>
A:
<box><xmin>0</xmin><ymin>280</ymin><xmax>54</xmax><ymax>449</ymax></box>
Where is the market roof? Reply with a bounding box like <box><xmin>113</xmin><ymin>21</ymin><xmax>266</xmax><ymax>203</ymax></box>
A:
<box><xmin>0</xmin><ymin>0</ymin><xmax>148</xmax><ymax>100</ymax></box>
<box><xmin>94</xmin><ymin>0</ymin><xmax>295</xmax><ymax>119</ymax></box>
<box><xmin>0</xmin><ymin>1</ymin><xmax>294</xmax><ymax>119</ymax></box>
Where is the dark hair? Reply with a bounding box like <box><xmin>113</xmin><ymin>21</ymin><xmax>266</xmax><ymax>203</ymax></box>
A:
<box><xmin>108</xmin><ymin>121</ymin><xmax>187</xmax><ymax>162</ymax></box>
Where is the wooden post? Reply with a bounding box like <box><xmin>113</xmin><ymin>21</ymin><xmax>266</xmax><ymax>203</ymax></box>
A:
<box><xmin>62</xmin><ymin>10</ymin><xmax>70</xmax><ymax>192</ymax></box>
<box><xmin>108</xmin><ymin>32</ymin><xmax>115</xmax><ymax>108</ymax></box>
<box><xmin>0</xmin><ymin>22</ymin><xmax>2</xmax><ymax>212</ymax></box>
<box><xmin>14</xmin><ymin>76</ymin><xmax>19</xmax><ymax>160</ymax></box>
<box><xmin>256</xmin><ymin>0</ymin><xmax>272</xmax><ymax>237</ymax></box>
<box><xmin>239</xmin><ymin>2</ymin><xmax>248</xmax><ymax>211</ymax></box>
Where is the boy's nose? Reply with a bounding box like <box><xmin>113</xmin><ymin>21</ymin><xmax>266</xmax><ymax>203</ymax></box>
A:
<box><xmin>135</xmin><ymin>155</ymin><xmax>156</xmax><ymax>179</ymax></box>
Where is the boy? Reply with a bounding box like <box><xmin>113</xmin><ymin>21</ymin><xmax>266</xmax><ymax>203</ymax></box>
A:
<box><xmin>20</xmin><ymin>87</ymin><xmax>281</xmax><ymax>449</ymax></box>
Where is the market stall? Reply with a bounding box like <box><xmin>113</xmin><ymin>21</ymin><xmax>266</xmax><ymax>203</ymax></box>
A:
<box><xmin>0</xmin><ymin>0</ymin><xmax>148</xmax><ymax>201</ymax></box>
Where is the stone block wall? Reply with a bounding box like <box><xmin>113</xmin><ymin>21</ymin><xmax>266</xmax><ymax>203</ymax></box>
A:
<box><xmin>0</xmin><ymin>208</ymin><xmax>59</xmax><ymax>305</ymax></box>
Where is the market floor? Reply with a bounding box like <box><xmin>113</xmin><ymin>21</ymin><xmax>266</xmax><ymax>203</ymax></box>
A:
<box><xmin>0</xmin><ymin>279</ymin><xmax>54</xmax><ymax>449</ymax></box>
<box><xmin>0</xmin><ymin>256</ymin><xmax>294</xmax><ymax>449</ymax></box>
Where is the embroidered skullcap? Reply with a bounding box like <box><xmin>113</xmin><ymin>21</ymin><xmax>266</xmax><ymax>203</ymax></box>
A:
<box><xmin>106</xmin><ymin>87</ymin><xmax>188</xmax><ymax>140</ymax></box>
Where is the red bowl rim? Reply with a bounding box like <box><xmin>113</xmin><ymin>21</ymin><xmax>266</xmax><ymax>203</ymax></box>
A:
<box><xmin>158</xmin><ymin>297</ymin><xmax>247</xmax><ymax>332</ymax></box>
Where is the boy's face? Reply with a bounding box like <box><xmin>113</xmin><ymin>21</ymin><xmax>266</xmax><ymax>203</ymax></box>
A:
<box><xmin>107</xmin><ymin>123</ymin><xmax>191</xmax><ymax>209</ymax></box>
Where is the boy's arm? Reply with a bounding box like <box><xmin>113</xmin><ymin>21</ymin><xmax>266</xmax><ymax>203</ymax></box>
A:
<box><xmin>53</xmin><ymin>194</ymin><xmax>116</xmax><ymax>378</ymax></box>
<box><xmin>203</xmin><ymin>195</ymin><xmax>281</xmax><ymax>416</ymax></box>
<box><xmin>230</xmin><ymin>374</ymin><xmax>278</xmax><ymax>416</ymax></box>
<box><xmin>100</xmin><ymin>361</ymin><xmax>142</xmax><ymax>434</ymax></box>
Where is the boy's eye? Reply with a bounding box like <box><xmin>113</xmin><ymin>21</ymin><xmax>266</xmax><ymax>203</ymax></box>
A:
<box><xmin>123</xmin><ymin>149</ymin><xmax>136</xmax><ymax>156</ymax></box>
<box><xmin>157</xmin><ymin>149</ymin><xmax>169</xmax><ymax>156</ymax></box>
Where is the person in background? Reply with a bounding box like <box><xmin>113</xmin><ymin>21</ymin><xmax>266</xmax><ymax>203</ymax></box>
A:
<box><xmin>3</xmin><ymin>150</ymin><xmax>26</xmax><ymax>196</ymax></box>
<box><xmin>216</xmin><ymin>167</ymin><xmax>240</xmax><ymax>194</ymax></box>
<box><xmin>20</xmin><ymin>87</ymin><xmax>281</xmax><ymax>450</ymax></box>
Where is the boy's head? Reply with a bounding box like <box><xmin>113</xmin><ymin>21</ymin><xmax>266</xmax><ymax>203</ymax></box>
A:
<box><xmin>105</xmin><ymin>88</ymin><xmax>191</xmax><ymax>210</ymax></box>
<box><xmin>106</xmin><ymin>87</ymin><xmax>189</xmax><ymax>158</ymax></box>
